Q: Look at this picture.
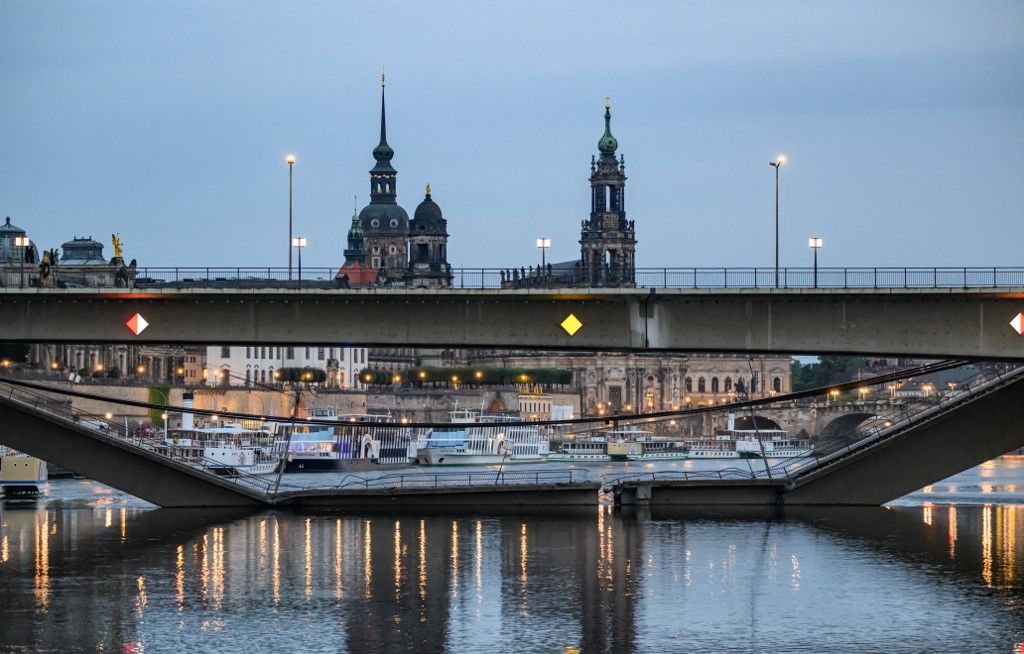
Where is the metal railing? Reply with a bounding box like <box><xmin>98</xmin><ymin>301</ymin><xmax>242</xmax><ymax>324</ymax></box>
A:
<box><xmin>331</xmin><ymin>467</ymin><xmax>590</xmax><ymax>490</ymax></box>
<box><xmin>117</xmin><ymin>266</ymin><xmax>1024</xmax><ymax>290</ymax></box>
<box><xmin>601</xmin><ymin>467</ymin><xmax>760</xmax><ymax>486</ymax></box>
<box><xmin>0</xmin><ymin>382</ymin><xmax>277</xmax><ymax>496</ymax></box>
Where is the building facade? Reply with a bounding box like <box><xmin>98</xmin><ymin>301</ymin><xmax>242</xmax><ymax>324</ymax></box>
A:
<box><xmin>204</xmin><ymin>345</ymin><xmax>368</xmax><ymax>389</ymax></box>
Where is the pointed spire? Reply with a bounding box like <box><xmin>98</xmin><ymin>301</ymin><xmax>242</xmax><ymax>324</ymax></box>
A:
<box><xmin>378</xmin><ymin>71</ymin><xmax>388</xmax><ymax>147</ymax></box>
<box><xmin>371</xmin><ymin>73</ymin><xmax>396</xmax><ymax>175</ymax></box>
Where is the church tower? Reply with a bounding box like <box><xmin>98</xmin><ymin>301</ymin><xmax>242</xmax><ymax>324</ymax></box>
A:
<box><xmin>579</xmin><ymin>100</ymin><xmax>635</xmax><ymax>287</ymax></box>
<box><xmin>357</xmin><ymin>75</ymin><xmax>409</xmax><ymax>283</ymax></box>
<box><xmin>406</xmin><ymin>184</ymin><xmax>451</xmax><ymax>288</ymax></box>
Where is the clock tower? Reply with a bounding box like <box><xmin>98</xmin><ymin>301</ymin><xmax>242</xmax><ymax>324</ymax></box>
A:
<box><xmin>579</xmin><ymin>100</ymin><xmax>635</xmax><ymax>287</ymax></box>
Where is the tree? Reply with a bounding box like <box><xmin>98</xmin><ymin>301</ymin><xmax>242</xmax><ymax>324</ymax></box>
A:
<box><xmin>275</xmin><ymin>367</ymin><xmax>327</xmax><ymax>384</ymax></box>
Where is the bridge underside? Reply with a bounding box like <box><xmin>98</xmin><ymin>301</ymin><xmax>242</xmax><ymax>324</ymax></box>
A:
<box><xmin>1</xmin><ymin>288</ymin><xmax>1023</xmax><ymax>358</ymax></box>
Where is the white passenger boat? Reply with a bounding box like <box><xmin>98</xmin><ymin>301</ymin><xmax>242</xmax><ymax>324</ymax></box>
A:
<box><xmin>415</xmin><ymin>409</ymin><xmax>549</xmax><ymax>466</ymax></box>
<box><xmin>277</xmin><ymin>408</ymin><xmax>420</xmax><ymax>471</ymax></box>
<box><xmin>549</xmin><ymin>428</ymin><xmax>688</xmax><ymax>463</ymax></box>
<box><xmin>160</xmin><ymin>423</ymin><xmax>284</xmax><ymax>475</ymax></box>
<box><xmin>685</xmin><ymin>414</ymin><xmax>811</xmax><ymax>459</ymax></box>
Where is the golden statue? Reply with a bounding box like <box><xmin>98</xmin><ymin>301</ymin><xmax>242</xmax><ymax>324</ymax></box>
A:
<box><xmin>111</xmin><ymin>233</ymin><xmax>123</xmax><ymax>258</ymax></box>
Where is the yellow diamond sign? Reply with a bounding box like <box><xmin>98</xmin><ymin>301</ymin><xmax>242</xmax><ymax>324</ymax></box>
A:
<box><xmin>560</xmin><ymin>313</ymin><xmax>583</xmax><ymax>336</ymax></box>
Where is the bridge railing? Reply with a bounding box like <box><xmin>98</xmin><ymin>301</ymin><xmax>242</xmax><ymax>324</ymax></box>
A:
<box><xmin>766</xmin><ymin>364</ymin><xmax>1024</xmax><ymax>481</ymax></box>
<box><xmin>327</xmin><ymin>467</ymin><xmax>590</xmax><ymax>491</ymax></box>
<box><xmin>600</xmin><ymin>467</ymin><xmax>759</xmax><ymax>486</ymax></box>
<box><xmin>124</xmin><ymin>266</ymin><xmax>1024</xmax><ymax>290</ymax></box>
<box><xmin>0</xmin><ymin>381</ymin><xmax>278</xmax><ymax>497</ymax></box>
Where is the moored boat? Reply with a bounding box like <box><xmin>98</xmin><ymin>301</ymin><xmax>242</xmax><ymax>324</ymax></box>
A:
<box><xmin>415</xmin><ymin>409</ymin><xmax>549</xmax><ymax>466</ymax></box>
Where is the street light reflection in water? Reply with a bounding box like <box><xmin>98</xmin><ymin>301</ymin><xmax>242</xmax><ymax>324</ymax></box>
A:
<box><xmin>1</xmin><ymin>461</ymin><xmax>1023</xmax><ymax>652</ymax></box>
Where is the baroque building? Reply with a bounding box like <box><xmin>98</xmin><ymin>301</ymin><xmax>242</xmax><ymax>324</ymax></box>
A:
<box><xmin>346</xmin><ymin>77</ymin><xmax>451</xmax><ymax>288</ymax></box>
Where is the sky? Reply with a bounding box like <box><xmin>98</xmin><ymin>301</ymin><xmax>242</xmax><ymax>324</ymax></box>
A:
<box><xmin>2</xmin><ymin>1</ymin><xmax>1022</xmax><ymax>272</ymax></box>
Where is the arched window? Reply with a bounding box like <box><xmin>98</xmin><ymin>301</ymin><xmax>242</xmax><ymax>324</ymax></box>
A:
<box><xmin>685</xmin><ymin>377</ymin><xmax>692</xmax><ymax>392</ymax></box>
<box><xmin>698</xmin><ymin>377</ymin><xmax>706</xmax><ymax>393</ymax></box>
<box><xmin>724</xmin><ymin>377</ymin><xmax>733</xmax><ymax>392</ymax></box>
<box><xmin>711</xmin><ymin>377</ymin><xmax>720</xmax><ymax>393</ymax></box>
<box><xmin>245</xmin><ymin>368</ymin><xmax>251</xmax><ymax>386</ymax></box>
<box><xmin>773</xmin><ymin>377</ymin><xmax>782</xmax><ymax>393</ymax></box>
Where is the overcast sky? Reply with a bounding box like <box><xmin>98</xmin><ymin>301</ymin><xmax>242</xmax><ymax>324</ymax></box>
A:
<box><xmin>2</xmin><ymin>1</ymin><xmax>1022</xmax><ymax>272</ymax></box>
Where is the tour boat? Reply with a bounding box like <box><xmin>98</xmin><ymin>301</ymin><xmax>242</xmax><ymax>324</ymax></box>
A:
<box><xmin>548</xmin><ymin>428</ymin><xmax>688</xmax><ymax>463</ymax></box>
<box><xmin>415</xmin><ymin>409</ymin><xmax>549</xmax><ymax>466</ymax></box>
<box><xmin>685</xmin><ymin>414</ymin><xmax>811</xmax><ymax>459</ymax></box>
<box><xmin>160</xmin><ymin>423</ymin><xmax>284</xmax><ymax>475</ymax></box>
<box><xmin>277</xmin><ymin>408</ymin><xmax>420</xmax><ymax>471</ymax></box>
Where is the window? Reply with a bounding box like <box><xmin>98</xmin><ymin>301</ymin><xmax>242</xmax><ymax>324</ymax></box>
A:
<box><xmin>724</xmin><ymin>377</ymin><xmax>733</xmax><ymax>392</ymax></box>
<box><xmin>339</xmin><ymin>349</ymin><xmax>345</xmax><ymax>362</ymax></box>
<box><xmin>287</xmin><ymin>347</ymin><xmax>294</xmax><ymax>359</ymax></box>
<box><xmin>245</xmin><ymin>369</ymin><xmax>251</xmax><ymax>385</ymax></box>
<box><xmin>698</xmin><ymin>377</ymin><xmax>706</xmax><ymax>393</ymax></box>
<box><xmin>773</xmin><ymin>377</ymin><xmax>782</xmax><ymax>393</ymax></box>
<box><xmin>318</xmin><ymin>347</ymin><xmax>325</xmax><ymax>361</ymax></box>
<box><xmin>685</xmin><ymin>377</ymin><xmax>692</xmax><ymax>392</ymax></box>
<box><xmin>711</xmin><ymin>377</ymin><xmax>719</xmax><ymax>393</ymax></box>
<box><xmin>221</xmin><ymin>346</ymin><xmax>230</xmax><ymax>358</ymax></box>
<box><xmin>305</xmin><ymin>347</ymin><xmax>310</xmax><ymax>359</ymax></box>
<box><xmin>329</xmin><ymin>348</ymin><xmax>335</xmax><ymax>360</ymax></box>
<box><xmin>246</xmin><ymin>347</ymin><xmax>251</xmax><ymax>358</ymax></box>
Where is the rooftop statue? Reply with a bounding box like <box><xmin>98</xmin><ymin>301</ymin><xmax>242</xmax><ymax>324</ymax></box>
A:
<box><xmin>111</xmin><ymin>233</ymin><xmax>123</xmax><ymax>258</ymax></box>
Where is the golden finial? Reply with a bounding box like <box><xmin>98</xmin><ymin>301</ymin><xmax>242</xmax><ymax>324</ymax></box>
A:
<box><xmin>425</xmin><ymin>183</ymin><xmax>431</xmax><ymax>196</ymax></box>
<box><xmin>381</xmin><ymin>71</ymin><xmax>386</xmax><ymax>88</ymax></box>
<box><xmin>604</xmin><ymin>96</ymin><xmax>611</xmax><ymax>110</ymax></box>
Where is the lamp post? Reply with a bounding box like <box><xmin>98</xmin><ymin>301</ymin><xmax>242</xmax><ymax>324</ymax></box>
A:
<box><xmin>808</xmin><ymin>236</ymin><xmax>822</xmax><ymax>288</ymax></box>
<box><xmin>292</xmin><ymin>237</ymin><xmax>307</xmax><ymax>284</ymax></box>
<box><xmin>536</xmin><ymin>237</ymin><xmax>550</xmax><ymax>270</ymax></box>
<box><xmin>14</xmin><ymin>235</ymin><xmax>29</xmax><ymax>288</ymax></box>
<box><xmin>769</xmin><ymin>156</ymin><xmax>785</xmax><ymax>287</ymax></box>
<box><xmin>286</xmin><ymin>154</ymin><xmax>296</xmax><ymax>281</ymax></box>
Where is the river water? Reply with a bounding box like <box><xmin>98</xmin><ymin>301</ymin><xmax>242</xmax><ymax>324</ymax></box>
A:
<box><xmin>1</xmin><ymin>458</ymin><xmax>1022</xmax><ymax>653</ymax></box>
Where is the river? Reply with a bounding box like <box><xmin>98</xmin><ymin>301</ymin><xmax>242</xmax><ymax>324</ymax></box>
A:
<box><xmin>1</xmin><ymin>457</ymin><xmax>1022</xmax><ymax>652</ymax></box>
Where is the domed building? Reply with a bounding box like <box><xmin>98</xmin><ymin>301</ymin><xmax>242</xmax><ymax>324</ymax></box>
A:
<box><xmin>357</xmin><ymin>76</ymin><xmax>409</xmax><ymax>283</ymax></box>
<box><xmin>0</xmin><ymin>216</ymin><xmax>39</xmax><ymax>287</ymax></box>
<box><xmin>406</xmin><ymin>185</ymin><xmax>451</xmax><ymax>288</ymax></box>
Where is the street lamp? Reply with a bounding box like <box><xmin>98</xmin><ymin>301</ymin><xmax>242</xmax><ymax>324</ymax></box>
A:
<box><xmin>14</xmin><ymin>235</ymin><xmax>30</xmax><ymax>288</ymax></box>
<box><xmin>769</xmin><ymin>156</ymin><xmax>786</xmax><ymax>287</ymax></box>
<box><xmin>286</xmin><ymin>154</ymin><xmax>296</xmax><ymax>280</ymax></box>
<box><xmin>808</xmin><ymin>236</ymin><xmax>823</xmax><ymax>288</ymax></box>
<box><xmin>292</xmin><ymin>237</ymin><xmax>307</xmax><ymax>284</ymax></box>
<box><xmin>536</xmin><ymin>237</ymin><xmax>550</xmax><ymax>270</ymax></box>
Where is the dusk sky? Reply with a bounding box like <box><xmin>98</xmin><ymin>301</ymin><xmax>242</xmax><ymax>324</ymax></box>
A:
<box><xmin>2</xmin><ymin>2</ymin><xmax>1022</xmax><ymax>272</ymax></box>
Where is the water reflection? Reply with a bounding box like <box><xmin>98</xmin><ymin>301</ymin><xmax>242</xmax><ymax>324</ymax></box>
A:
<box><xmin>1</xmin><ymin>499</ymin><xmax>1023</xmax><ymax>651</ymax></box>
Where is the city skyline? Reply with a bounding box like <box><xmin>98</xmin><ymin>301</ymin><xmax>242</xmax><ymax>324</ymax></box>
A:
<box><xmin>2</xmin><ymin>2</ymin><xmax>1022</xmax><ymax>270</ymax></box>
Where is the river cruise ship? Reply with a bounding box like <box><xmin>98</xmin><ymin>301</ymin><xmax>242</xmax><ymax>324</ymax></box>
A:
<box><xmin>685</xmin><ymin>414</ymin><xmax>811</xmax><ymax>459</ymax></box>
<box><xmin>415</xmin><ymin>409</ymin><xmax>549</xmax><ymax>466</ymax></box>
<box><xmin>277</xmin><ymin>409</ymin><xmax>420</xmax><ymax>471</ymax></box>
<box><xmin>160</xmin><ymin>423</ymin><xmax>284</xmax><ymax>475</ymax></box>
<box><xmin>549</xmin><ymin>428</ymin><xmax>689</xmax><ymax>463</ymax></box>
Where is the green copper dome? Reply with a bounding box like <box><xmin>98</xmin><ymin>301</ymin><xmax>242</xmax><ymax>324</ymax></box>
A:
<box><xmin>598</xmin><ymin>104</ymin><xmax>618</xmax><ymax>155</ymax></box>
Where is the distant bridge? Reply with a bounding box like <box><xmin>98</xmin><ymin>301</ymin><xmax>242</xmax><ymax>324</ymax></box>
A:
<box><xmin>2</xmin><ymin>366</ymin><xmax>1022</xmax><ymax>508</ymax></box>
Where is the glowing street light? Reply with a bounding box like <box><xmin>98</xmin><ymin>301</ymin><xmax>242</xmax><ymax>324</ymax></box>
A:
<box><xmin>769</xmin><ymin>155</ymin><xmax>786</xmax><ymax>287</ymax></box>
<box><xmin>536</xmin><ymin>237</ymin><xmax>551</xmax><ymax>269</ymax></box>
<box><xmin>286</xmin><ymin>154</ymin><xmax>296</xmax><ymax>280</ymax></box>
<box><xmin>808</xmin><ymin>236</ymin><xmax>823</xmax><ymax>288</ymax></box>
<box><xmin>14</xmin><ymin>235</ymin><xmax>30</xmax><ymax>288</ymax></box>
<box><xmin>292</xmin><ymin>236</ymin><xmax>307</xmax><ymax>284</ymax></box>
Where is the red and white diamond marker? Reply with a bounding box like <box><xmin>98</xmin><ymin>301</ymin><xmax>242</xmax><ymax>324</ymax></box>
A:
<box><xmin>125</xmin><ymin>313</ymin><xmax>149</xmax><ymax>336</ymax></box>
<box><xmin>1012</xmin><ymin>312</ymin><xmax>1024</xmax><ymax>336</ymax></box>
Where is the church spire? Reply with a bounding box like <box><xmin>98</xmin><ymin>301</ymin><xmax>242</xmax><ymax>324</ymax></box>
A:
<box><xmin>598</xmin><ymin>97</ymin><xmax>618</xmax><ymax>158</ymax></box>
<box><xmin>371</xmin><ymin>72</ymin><xmax>395</xmax><ymax>175</ymax></box>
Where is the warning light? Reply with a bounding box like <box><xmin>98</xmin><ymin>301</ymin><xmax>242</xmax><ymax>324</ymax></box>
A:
<box><xmin>125</xmin><ymin>313</ymin><xmax>149</xmax><ymax>336</ymax></box>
